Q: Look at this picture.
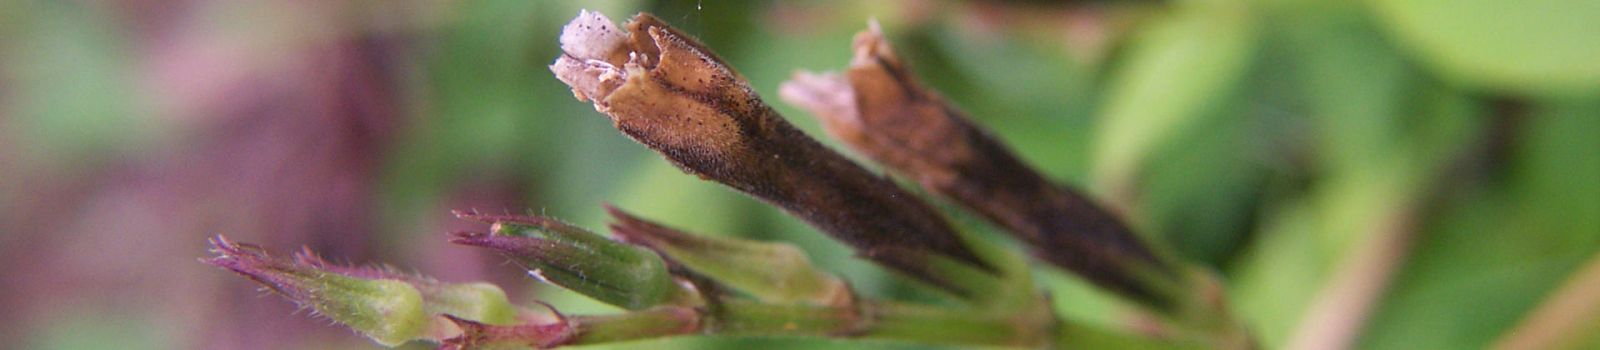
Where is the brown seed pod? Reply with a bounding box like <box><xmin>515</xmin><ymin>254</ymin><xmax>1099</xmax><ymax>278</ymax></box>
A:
<box><xmin>781</xmin><ymin>25</ymin><xmax>1174</xmax><ymax>306</ymax></box>
<box><xmin>551</xmin><ymin>11</ymin><xmax>992</xmax><ymax>294</ymax></box>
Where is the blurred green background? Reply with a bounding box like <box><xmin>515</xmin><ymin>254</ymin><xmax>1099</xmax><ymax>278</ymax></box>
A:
<box><xmin>1</xmin><ymin>0</ymin><xmax>1596</xmax><ymax>349</ymax></box>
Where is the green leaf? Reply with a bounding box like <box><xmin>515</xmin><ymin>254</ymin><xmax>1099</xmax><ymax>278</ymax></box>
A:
<box><xmin>1137</xmin><ymin>95</ymin><xmax>1266</xmax><ymax>265</ymax></box>
<box><xmin>1370</xmin><ymin>0</ymin><xmax>1600</xmax><ymax>96</ymax></box>
<box><xmin>1091</xmin><ymin>2</ymin><xmax>1258</xmax><ymax>195</ymax></box>
<box><xmin>1357</xmin><ymin>99</ymin><xmax>1600</xmax><ymax>349</ymax></box>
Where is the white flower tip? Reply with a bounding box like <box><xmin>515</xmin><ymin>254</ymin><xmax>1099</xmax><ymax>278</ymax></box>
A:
<box><xmin>559</xmin><ymin>10</ymin><xmax>627</xmax><ymax>61</ymax></box>
<box><xmin>779</xmin><ymin>71</ymin><xmax>859</xmax><ymax>128</ymax></box>
<box><xmin>553</xmin><ymin>10</ymin><xmax>635</xmax><ymax>105</ymax></box>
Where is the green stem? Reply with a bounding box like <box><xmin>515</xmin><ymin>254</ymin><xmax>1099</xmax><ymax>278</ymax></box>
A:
<box><xmin>1057</xmin><ymin>322</ymin><xmax>1210</xmax><ymax>350</ymax></box>
<box><xmin>569</xmin><ymin>306</ymin><xmax>700</xmax><ymax>345</ymax></box>
<box><xmin>1121</xmin><ymin>265</ymin><xmax>1256</xmax><ymax>349</ymax></box>
<box><xmin>560</xmin><ymin>299</ymin><xmax>1203</xmax><ymax>349</ymax></box>
<box><xmin>864</xmin><ymin>301</ymin><xmax>1045</xmax><ymax>347</ymax></box>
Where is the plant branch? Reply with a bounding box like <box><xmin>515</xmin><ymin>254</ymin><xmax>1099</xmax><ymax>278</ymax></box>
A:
<box><xmin>1285</xmin><ymin>208</ymin><xmax>1418</xmax><ymax>350</ymax></box>
<box><xmin>1493</xmin><ymin>252</ymin><xmax>1600</xmax><ymax>350</ymax></box>
<box><xmin>458</xmin><ymin>299</ymin><xmax>1063</xmax><ymax>349</ymax></box>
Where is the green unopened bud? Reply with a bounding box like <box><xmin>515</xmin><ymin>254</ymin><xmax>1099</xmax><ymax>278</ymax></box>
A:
<box><xmin>606</xmin><ymin>206</ymin><xmax>852</xmax><ymax>306</ymax></box>
<box><xmin>293</xmin><ymin>248</ymin><xmax>522</xmax><ymax>328</ymax></box>
<box><xmin>451</xmin><ymin>211</ymin><xmax>687</xmax><ymax>310</ymax></box>
<box><xmin>203</xmin><ymin>236</ymin><xmax>428</xmax><ymax>346</ymax></box>
<box><xmin>415</xmin><ymin>282</ymin><xmax>520</xmax><ymax>327</ymax></box>
<box><xmin>315</xmin><ymin>280</ymin><xmax>427</xmax><ymax>346</ymax></box>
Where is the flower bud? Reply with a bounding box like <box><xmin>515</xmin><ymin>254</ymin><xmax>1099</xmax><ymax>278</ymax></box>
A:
<box><xmin>290</xmin><ymin>248</ymin><xmax>521</xmax><ymax>327</ymax></box>
<box><xmin>204</xmin><ymin>236</ymin><xmax>428</xmax><ymax>346</ymax></box>
<box><xmin>606</xmin><ymin>205</ymin><xmax>852</xmax><ymax>306</ymax></box>
<box><xmin>449</xmin><ymin>211</ymin><xmax>686</xmax><ymax>310</ymax></box>
<box><xmin>204</xmin><ymin>236</ymin><xmax>525</xmax><ymax>346</ymax></box>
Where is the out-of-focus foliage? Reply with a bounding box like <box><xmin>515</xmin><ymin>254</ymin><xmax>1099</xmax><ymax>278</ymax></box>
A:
<box><xmin>1371</xmin><ymin>0</ymin><xmax>1600</xmax><ymax>96</ymax></box>
<box><xmin>0</xmin><ymin>0</ymin><xmax>1594</xmax><ymax>349</ymax></box>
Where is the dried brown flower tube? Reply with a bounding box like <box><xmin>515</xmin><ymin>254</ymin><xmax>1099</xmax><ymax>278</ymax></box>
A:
<box><xmin>780</xmin><ymin>25</ymin><xmax>1175</xmax><ymax>306</ymax></box>
<box><xmin>550</xmin><ymin>11</ymin><xmax>991</xmax><ymax>294</ymax></box>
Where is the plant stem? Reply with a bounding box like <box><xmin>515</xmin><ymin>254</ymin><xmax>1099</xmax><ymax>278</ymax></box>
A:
<box><xmin>565</xmin><ymin>299</ymin><xmax>1057</xmax><ymax>348</ymax></box>
<box><xmin>561</xmin><ymin>297</ymin><xmax>1225</xmax><ymax>349</ymax></box>
<box><xmin>864</xmin><ymin>301</ymin><xmax>1047</xmax><ymax>347</ymax></box>
<box><xmin>1286</xmin><ymin>207</ymin><xmax>1417</xmax><ymax>350</ymax></box>
<box><xmin>1058</xmin><ymin>321</ymin><xmax>1210</xmax><ymax>350</ymax></box>
<box><xmin>1492</xmin><ymin>252</ymin><xmax>1600</xmax><ymax>350</ymax></box>
<box><xmin>569</xmin><ymin>306</ymin><xmax>701</xmax><ymax>345</ymax></box>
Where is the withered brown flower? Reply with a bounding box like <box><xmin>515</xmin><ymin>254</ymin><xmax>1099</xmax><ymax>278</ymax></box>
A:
<box><xmin>550</xmin><ymin>11</ymin><xmax>992</xmax><ymax>294</ymax></box>
<box><xmin>781</xmin><ymin>25</ymin><xmax>1175</xmax><ymax>306</ymax></box>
